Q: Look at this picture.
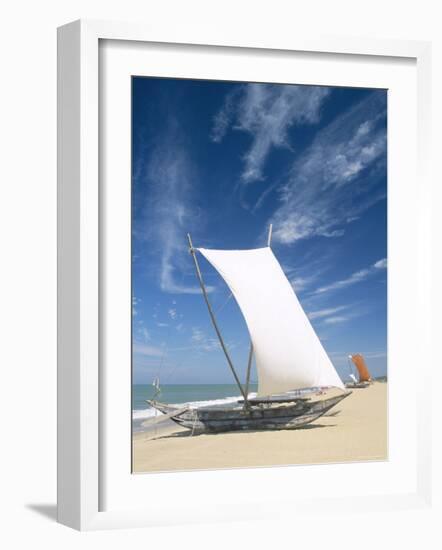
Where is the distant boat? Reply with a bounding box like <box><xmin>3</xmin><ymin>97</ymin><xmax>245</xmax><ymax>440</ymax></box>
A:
<box><xmin>345</xmin><ymin>353</ymin><xmax>372</xmax><ymax>388</ymax></box>
<box><xmin>147</xmin><ymin>226</ymin><xmax>350</xmax><ymax>433</ymax></box>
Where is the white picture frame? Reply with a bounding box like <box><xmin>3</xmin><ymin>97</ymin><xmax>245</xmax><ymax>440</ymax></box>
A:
<box><xmin>57</xmin><ymin>19</ymin><xmax>433</xmax><ymax>531</ymax></box>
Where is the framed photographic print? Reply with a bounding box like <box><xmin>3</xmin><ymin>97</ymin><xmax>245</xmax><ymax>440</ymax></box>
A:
<box><xmin>57</xmin><ymin>20</ymin><xmax>433</xmax><ymax>530</ymax></box>
<box><xmin>130</xmin><ymin>76</ymin><xmax>388</xmax><ymax>474</ymax></box>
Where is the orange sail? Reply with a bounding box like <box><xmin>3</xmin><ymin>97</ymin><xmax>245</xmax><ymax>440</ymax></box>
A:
<box><xmin>350</xmin><ymin>354</ymin><xmax>371</xmax><ymax>382</ymax></box>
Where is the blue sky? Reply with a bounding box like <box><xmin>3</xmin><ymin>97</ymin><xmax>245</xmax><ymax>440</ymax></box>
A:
<box><xmin>132</xmin><ymin>77</ymin><xmax>387</xmax><ymax>385</ymax></box>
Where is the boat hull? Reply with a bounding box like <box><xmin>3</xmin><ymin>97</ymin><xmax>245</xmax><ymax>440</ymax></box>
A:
<box><xmin>345</xmin><ymin>381</ymin><xmax>370</xmax><ymax>389</ymax></box>
<box><xmin>147</xmin><ymin>388</ymin><xmax>350</xmax><ymax>433</ymax></box>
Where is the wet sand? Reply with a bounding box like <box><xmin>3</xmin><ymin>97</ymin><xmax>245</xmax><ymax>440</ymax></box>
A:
<box><xmin>132</xmin><ymin>381</ymin><xmax>387</xmax><ymax>473</ymax></box>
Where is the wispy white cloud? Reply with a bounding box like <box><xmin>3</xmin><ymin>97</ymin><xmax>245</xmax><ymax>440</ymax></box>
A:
<box><xmin>191</xmin><ymin>327</ymin><xmax>220</xmax><ymax>352</ymax></box>
<box><xmin>132</xmin><ymin>296</ymin><xmax>139</xmax><ymax>316</ymax></box>
<box><xmin>138</xmin><ymin>326</ymin><xmax>151</xmax><ymax>342</ymax></box>
<box><xmin>134</xmin><ymin>124</ymin><xmax>213</xmax><ymax>295</ymax></box>
<box><xmin>147</xmin><ymin>145</ymin><xmax>201</xmax><ymax>294</ymax></box>
<box><xmin>271</xmin><ymin>92</ymin><xmax>387</xmax><ymax>244</ymax></box>
<box><xmin>307</xmin><ymin>305</ymin><xmax>349</xmax><ymax>320</ymax></box>
<box><xmin>307</xmin><ymin>304</ymin><xmax>363</xmax><ymax>326</ymax></box>
<box><xmin>168</xmin><ymin>308</ymin><xmax>178</xmax><ymax>320</ymax></box>
<box><xmin>282</xmin><ymin>255</ymin><xmax>329</xmax><ymax>294</ymax></box>
<box><xmin>210</xmin><ymin>87</ymin><xmax>242</xmax><ymax>143</ymax></box>
<box><xmin>211</xmin><ymin>84</ymin><xmax>330</xmax><ymax>183</ymax></box>
<box><xmin>133</xmin><ymin>342</ymin><xmax>164</xmax><ymax>357</ymax></box>
<box><xmin>314</xmin><ymin>258</ymin><xmax>387</xmax><ymax>295</ymax></box>
<box><xmin>290</xmin><ymin>276</ymin><xmax>316</xmax><ymax>293</ymax></box>
<box><xmin>374</xmin><ymin>258</ymin><xmax>387</xmax><ymax>269</ymax></box>
<box><xmin>323</xmin><ymin>315</ymin><xmax>351</xmax><ymax>325</ymax></box>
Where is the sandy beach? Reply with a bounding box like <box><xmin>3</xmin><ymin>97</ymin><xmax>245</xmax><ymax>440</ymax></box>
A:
<box><xmin>132</xmin><ymin>381</ymin><xmax>387</xmax><ymax>473</ymax></box>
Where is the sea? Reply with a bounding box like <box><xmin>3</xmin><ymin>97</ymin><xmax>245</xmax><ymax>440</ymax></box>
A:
<box><xmin>132</xmin><ymin>383</ymin><xmax>257</xmax><ymax>433</ymax></box>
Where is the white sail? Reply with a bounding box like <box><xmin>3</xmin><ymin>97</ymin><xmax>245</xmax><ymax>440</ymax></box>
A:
<box><xmin>197</xmin><ymin>247</ymin><xmax>344</xmax><ymax>396</ymax></box>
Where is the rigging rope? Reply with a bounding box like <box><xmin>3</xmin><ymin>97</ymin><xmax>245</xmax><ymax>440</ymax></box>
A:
<box><xmin>214</xmin><ymin>291</ymin><xmax>233</xmax><ymax>315</ymax></box>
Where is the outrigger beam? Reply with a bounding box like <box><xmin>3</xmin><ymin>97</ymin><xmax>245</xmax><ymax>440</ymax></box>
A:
<box><xmin>187</xmin><ymin>233</ymin><xmax>249</xmax><ymax>405</ymax></box>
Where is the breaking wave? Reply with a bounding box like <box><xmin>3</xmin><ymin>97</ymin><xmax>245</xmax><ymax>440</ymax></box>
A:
<box><xmin>132</xmin><ymin>393</ymin><xmax>257</xmax><ymax>420</ymax></box>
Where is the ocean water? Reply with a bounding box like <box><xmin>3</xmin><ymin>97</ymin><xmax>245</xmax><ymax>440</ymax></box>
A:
<box><xmin>132</xmin><ymin>383</ymin><xmax>257</xmax><ymax>432</ymax></box>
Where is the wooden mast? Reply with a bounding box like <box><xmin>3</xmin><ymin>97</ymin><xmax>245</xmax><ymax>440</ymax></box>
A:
<box><xmin>267</xmin><ymin>223</ymin><xmax>273</xmax><ymax>247</ymax></box>
<box><xmin>244</xmin><ymin>343</ymin><xmax>254</xmax><ymax>399</ymax></box>
<box><xmin>187</xmin><ymin>233</ymin><xmax>248</xmax><ymax>404</ymax></box>
<box><xmin>244</xmin><ymin>224</ymin><xmax>273</xmax><ymax>398</ymax></box>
